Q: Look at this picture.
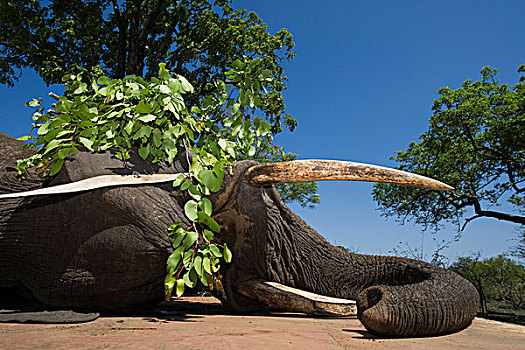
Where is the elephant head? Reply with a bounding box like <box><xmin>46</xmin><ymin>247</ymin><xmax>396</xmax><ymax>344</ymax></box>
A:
<box><xmin>0</xmin><ymin>132</ymin><xmax>479</xmax><ymax>336</ymax></box>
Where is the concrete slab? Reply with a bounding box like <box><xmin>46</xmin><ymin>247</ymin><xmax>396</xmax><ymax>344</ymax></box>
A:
<box><xmin>1</xmin><ymin>297</ymin><xmax>524</xmax><ymax>349</ymax></box>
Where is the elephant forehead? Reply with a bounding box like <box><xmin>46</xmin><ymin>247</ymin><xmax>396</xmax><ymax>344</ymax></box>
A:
<box><xmin>50</xmin><ymin>148</ymin><xmax>190</xmax><ymax>185</ymax></box>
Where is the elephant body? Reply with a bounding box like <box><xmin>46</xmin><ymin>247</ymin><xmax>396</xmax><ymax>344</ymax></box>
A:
<box><xmin>0</xmin><ymin>132</ymin><xmax>479</xmax><ymax>336</ymax></box>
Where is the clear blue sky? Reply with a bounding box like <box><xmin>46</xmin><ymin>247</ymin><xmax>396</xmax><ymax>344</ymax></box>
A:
<box><xmin>1</xmin><ymin>0</ymin><xmax>524</xmax><ymax>262</ymax></box>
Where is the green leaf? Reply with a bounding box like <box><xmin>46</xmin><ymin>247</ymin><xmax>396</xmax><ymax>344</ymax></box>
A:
<box><xmin>124</xmin><ymin>120</ymin><xmax>134</xmax><ymax>135</ymax></box>
<box><xmin>137</xmin><ymin>114</ymin><xmax>156</xmax><ymax>123</ymax></box>
<box><xmin>258</xmin><ymin>69</ymin><xmax>272</xmax><ymax>80</ymax></box>
<box><xmin>164</xmin><ymin>272</ymin><xmax>176</xmax><ymax>292</ymax></box>
<box><xmin>198</xmin><ymin>169</ymin><xmax>222</xmax><ymax>192</ymax></box>
<box><xmin>203</xmin><ymin>256</ymin><xmax>212</xmax><ymax>275</ymax></box>
<box><xmin>210</xmin><ymin>244</ymin><xmax>223</xmax><ymax>258</ymax></box>
<box><xmin>203</xmin><ymin>230</ymin><xmax>214</xmax><ymax>242</ymax></box>
<box><xmin>16</xmin><ymin>135</ymin><xmax>33</xmax><ymax>141</ymax></box>
<box><xmin>199</xmin><ymin>198</ymin><xmax>213</xmax><ymax>216</ymax></box>
<box><xmin>232</xmin><ymin>59</ymin><xmax>244</xmax><ymax>69</ymax></box>
<box><xmin>26</xmin><ymin>98</ymin><xmax>42</xmax><ymax>107</ymax></box>
<box><xmin>152</xmin><ymin>128</ymin><xmax>162</xmax><ymax>147</ymax></box>
<box><xmin>240</xmin><ymin>90</ymin><xmax>250</xmax><ymax>107</ymax></box>
<box><xmin>58</xmin><ymin>147</ymin><xmax>76</xmax><ymax>159</ymax></box>
<box><xmin>197</xmin><ymin>211</ymin><xmax>221</xmax><ymax>233</ymax></box>
<box><xmin>159</xmin><ymin>65</ymin><xmax>171</xmax><ymax>80</ymax></box>
<box><xmin>176</xmin><ymin>279</ymin><xmax>185</xmax><ymax>297</ymax></box>
<box><xmin>37</xmin><ymin>122</ymin><xmax>51</xmax><ymax>136</ymax></box>
<box><xmin>168</xmin><ymin>221</ymin><xmax>183</xmax><ymax>232</ymax></box>
<box><xmin>184</xmin><ymin>200</ymin><xmax>199</xmax><ymax>221</ymax></box>
<box><xmin>171</xmin><ymin>231</ymin><xmax>186</xmax><ymax>248</ymax></box>
<box><xmin>182</xmin><ymin>231</ymin><xmax>199</xmax><ymax>250</ymax></box>
<box><xmin>136</xmin><ymin>101</ymin><xmax>153</xmax><ymax>114</ymax></box>
<box><xmin>211</xmin><ymin>261</ymin><xmax>220</xmax><ymax>273</ymax></box>
<box><xmin>43</xmin><ymin>139</ymin><xmax>61</xmax><ymax>155</ymax></box>
<box><xmin>180</xmin><ymin>178</ymin><xmax>191</xmax><ymax>191</ymax></box>
<box><xmin>133</xmin><ymin>125</ymin><xmax>152</xmax><ymax>139</ymax></box>
<box><xmin>223</xmin><ymin>244</ymin><xmax>232</xmax><ymax>263</ymax></box>
<box><xmin>194</xmin><ymin>255</ymin><xmax>203</xmax><ymax>276</ymax></box>
<box><xmin>231</xmin><ymin>103</ymin><xmax>240</xmax><ymax>114</ymax></box>
<box><xmin>167</xmin><ymin>247</ymin><xmax>183</xmax><ymax>272</ymax></box>
<box><xmin>172</xmin><ymin>174</ymin><xmax>186</xmax><ymax>187</ymax></box>
<box><xmin>183</xmin><ymin>268</ymin><xmax>198</xmax><ymax>288</ymax></box>
<box><xmin>253</xmin><ymin>94</ymin><xmax>262</xmax><ymax>107</ymax></box>
<box><xmin>178</xmin><ymin>75</ymin><xmax>194</xmax><ymax>93</ymax></box>
<box><xmin>78</xmin><ymin>137</ymin><xmax>94</xmax><ymax>151</ymax></box>
<box><xmin>188</xmin><ymin>185</ymin><xmax>202</xmax><ymax>200</ymax></box>
<box><xmin>97</xmin><ymin>76</ymin><xmax>112</xmax><ymax>85</ymax></box>
<box><xmin>138</xmin><ymin>144</ymin><xmax>151</xmax><ymax>160</ymax></box>
<box><xmin>218</xmin><ymin>138</ymin><xmax>227</xmax><ymax>150</ymax></box>
<box><xmin>49</xmin><ymin>159</ymin><xmax>64</xmax><ymax>176</ymax></box>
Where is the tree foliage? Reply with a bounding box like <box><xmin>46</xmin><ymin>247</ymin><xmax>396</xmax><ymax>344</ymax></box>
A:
<box><xmin>512</xmin><ymin>231</ymin><xmax>525</xmax><ymax>262</ymax></box>
<box><xmin>2</xmin><ymin>0</ymin><xmax>320</xmax><ymax>208</ymax></box>
<box><xmin>18</xmin><ymin>58</ymin><xmax>278</xmax><ymax>297</ymax></box>
<box><xmin>372</xmin><ymin>65</ymin><xmax>525</xmax><ymax>235</ymax></box>
<box><xmin>1</xmin><ymin>0</ymin><xmax>295</xmax><ymax>131</ymax></box>
<box><xmin>450</xmin><ymin>255</ymin><xmax>525</xmax><ymax>316</ymax></box>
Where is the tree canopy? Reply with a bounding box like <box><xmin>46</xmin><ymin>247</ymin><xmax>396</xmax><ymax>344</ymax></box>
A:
<box><xmin>2</xmin><ymin>0</ymin><xmax>320</xmax><ymax>207</ymax></box>
<box><xmin>450</xmin><ymin>254</ymin><xmax>525</xmax><ymax>319</ymax></box>
<box><xmin>372</xmin><ymin>65</ymin><xmax>525</xmax><ymax>235</ymax></box>
<box><xmin>1</xmin><ymin>0</ymin><xmax>295</xmax><ymax>129</ymax></box>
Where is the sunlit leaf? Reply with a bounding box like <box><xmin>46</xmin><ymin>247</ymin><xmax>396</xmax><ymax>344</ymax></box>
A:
<box><xmin>176</xmin><ymin>279</ymin><xmax>185</xmax><ymax>297</ymax></box>
<box><xmin>184</xmin><ymin>200</ymin><xmax>199</xmax><ymax>221</ymax></box>
<box><xmin>199</xmin><ymin>198</ymin><xmax>213</xmax><ymax>216</ymax></box>
<box><xmin>203</xmin><ymin>256</ymin><xmax>212</xmax><ymax>275</ymax></box>
<box><xmin>223</xmin><ymin>244</ymin><xmax>232</xmax><ymax>263</ymax></box>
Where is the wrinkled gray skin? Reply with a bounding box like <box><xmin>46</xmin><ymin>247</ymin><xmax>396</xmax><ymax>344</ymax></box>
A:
<box><xmin>0</xmin><ymin>132</ymin><xmax>479</xmax><ymax>336</ymax></box>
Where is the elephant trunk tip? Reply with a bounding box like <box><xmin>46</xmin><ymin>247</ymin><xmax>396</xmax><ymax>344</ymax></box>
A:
<box><xmin>356</xmin><ymin>286</ymin><xmax>394</xmax><ymax>337</ymax></box>
<box><xmin>355</xmin><ymin>280</ymin><xmax>479</xmax><ymax>338</ymax></box>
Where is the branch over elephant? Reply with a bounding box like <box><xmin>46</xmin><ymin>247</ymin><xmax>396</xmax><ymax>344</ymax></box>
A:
<box><xmin>0</xmin><ymin>132</ymin><xmax>479</xmax><ymax>336</ymax></box>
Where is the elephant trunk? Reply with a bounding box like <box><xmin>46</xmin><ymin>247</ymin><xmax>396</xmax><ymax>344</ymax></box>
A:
<box><xmin>355</xmin><ymin>263</ymin><xmax>480</xmax><ymax>336</ymax></box>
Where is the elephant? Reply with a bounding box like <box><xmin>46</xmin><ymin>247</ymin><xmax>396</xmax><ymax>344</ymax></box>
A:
<box><xmin>0</xmin><ymin>131</ymin><xmax>479</xmax><ymax>337</ymax></box>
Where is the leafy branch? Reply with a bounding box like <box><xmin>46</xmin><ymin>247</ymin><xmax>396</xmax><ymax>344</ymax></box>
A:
<box><xmin>18</xmin><ymin>58</ymin><xmax>277</xmax><ymax>298</ymax></box>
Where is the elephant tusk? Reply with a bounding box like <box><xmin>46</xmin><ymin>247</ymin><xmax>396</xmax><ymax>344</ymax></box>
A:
<box><xmin>0</xmin><ymin>173</ymin><xmax>188</xmax><ymax>199</ymax></box>
<box><xmin>243</xmin><ymin>160</ymin><xmax>454</xmax><ymax>191</ymax></box>
<box><xmin>236</xmin><ymin>280</ymin><xmax>357</xmax><ymax>316</ymax></box>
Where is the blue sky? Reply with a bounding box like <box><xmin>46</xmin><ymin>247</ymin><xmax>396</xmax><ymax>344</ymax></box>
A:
<box><xmin>1</xmin><ymin>0</ymin><xmax>524</xmax><ymax>262</ymax></box>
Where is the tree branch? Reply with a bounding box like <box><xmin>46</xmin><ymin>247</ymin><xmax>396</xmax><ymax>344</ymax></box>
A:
<box><xmin>507</xmin><ymin>164</ymin><xmax>525</xmax><ymax>194</ymax></box>
<box><xmin>471</xmin><ymin>199</ymin><xmax>525</xmax><ymax>225</ymax></box>
<box><xmin>111</xmin><ymin>0</ymin><xmax>127</xmax><ymax>77</ymax></box>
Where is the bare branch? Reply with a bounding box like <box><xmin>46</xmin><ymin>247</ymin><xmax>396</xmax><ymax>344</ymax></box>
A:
<box><xmin>461</xmin><ymin>215</ymin><xmax>482</xmax><ymax>231</ymax></box>
<box><xmin>472</xmin><ymin>199</ymin><xmax>525</xmax><ymax>225</ymax></box>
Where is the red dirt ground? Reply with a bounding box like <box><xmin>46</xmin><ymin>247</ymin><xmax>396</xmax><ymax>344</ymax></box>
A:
<box><xmin>1</xmin><ymin>297</ymin><xmax>524</xmax><ymax>349</ymax></box>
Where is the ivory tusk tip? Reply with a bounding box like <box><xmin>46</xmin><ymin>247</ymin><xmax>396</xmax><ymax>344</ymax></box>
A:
<box><xmin>244</xmin><ymin>159</ymin><xmax>455</xmax><ymax>192</ymax></box>
<box><xmin>442</xmin><ymin>184</ymin><xmax>455</xmax><ymax>191</ymax></box>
